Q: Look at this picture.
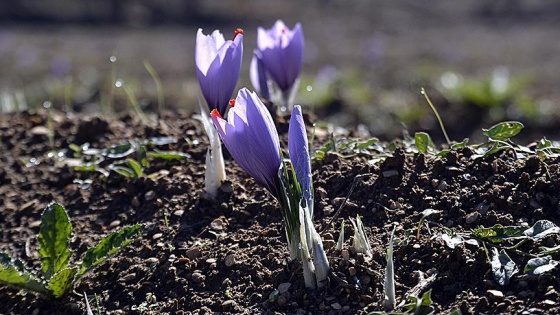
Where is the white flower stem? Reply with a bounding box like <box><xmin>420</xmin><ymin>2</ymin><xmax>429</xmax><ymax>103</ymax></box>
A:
<box><xmin>204</xmin><ymin>130</ymin><xmax>225</xmax><ymax>199</ymax></box>
<box><xmin>197</xmin><ymin>95</ymin><xmax>226</xmax><ymax>199</ymax></box>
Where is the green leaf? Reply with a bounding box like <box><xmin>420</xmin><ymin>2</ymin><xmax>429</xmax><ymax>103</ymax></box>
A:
<box><xmin>48</xmin><ymin>267</ymin><xmax>77</xmax><ymax>298</ymax></box>
<box><xmin>414</xmin><ymin>132</ymin><xmax>436</xmax><ymax>154</ymax></box>
<box><xmin>524</xmin><ymin>256</ymin><xmax>559</xmax><ymax>275</ymax></box>
<box><xmin>0</xmin><ymin>253</ymin><xmax>48</xmax><ymax>295</ymax></box>
<box><xmin>523</xmin><ymin>220</ymin><xmax>559</xmax><ymax>239</ymax></box>
<box><xmin>451</xmin><ymin>138</ymin><xmax>469</xmax><ymax>149</ymax></box>
<box><xmin>491</xmin><ymin>248</ymin><xmax>518</xmax><ymax>285</ymax></box>
<box><xmin>354</xmin><ymin>138</ymin><xmax>380</xmax><ymax>151</ymax></box>
<box><xmin>472</xmin><ymin>224</ymin><xmax>526</xmax><ymax>243</ymax></box>
<box><xmin>539</xmin><ymin>245</ymin><xmax>560</xmax><ymax>255</ymax></box>
<box><xmin>482</xmin><ymin>121</ymin><xmax>524</xmax><ymax>140</ymax></box>
<box><xmin>403</xmin><ymin>289</ymin><xmax>434</xmax><ymax>314</ymax></box>
<box><xmin>109</xmin><ymin>165</ymin><xmax>136</xmax><ymax>178</ymax></box>
<box><xmin>147</xmin><ymin>150</ymin><xmax>191</xmax><ymax>160</ymax></box>
<box><xmin>106</xmin><ymin>143</ymin><xmax>135</xmax><ymax>158</ymax></box>
<box><xmin>126</xmin><ymin>158</ymin><xmax>144</xmax><ymax>177</ymax></box>
<box><xmin>78</xmin><ymin>224</ymin><xmax>142</xmax><ymax>276</ymax></box>
<box><xmin>146</xmin><ymin>136</ymin><xmax>177</xmax><ymax>146</ymax></box>
<box><xmin>38</xmin><ymin>203</ymin><xmax>72</xmax><ymax>281</ymax></box>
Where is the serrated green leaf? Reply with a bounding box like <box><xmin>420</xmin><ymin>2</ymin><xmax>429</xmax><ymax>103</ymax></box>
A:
<box><xmin>48</xmin><ymin>267</ymin><xmax>78</xmax><ymax>298</ymax></box>
<box><xmin>523</xmin><ymin>220</ymin><xmax>559</xmax><ymax>239</ymax></box>
<box><xmin>414</xmin><ymin>132</ymin><xmax>436</xmax><ymax>154</ymax></box>
<box><xmin>126</xmin><ymin>158</ymin><xmax>144</xmax><ymax>177</ymax></box>
<box><xmin>147</xmin><ymin>150</ymin><xmax>190</xmax><ymax>160</ymax></box>
<box><xmin>38</xmin><ymin>203</ymin><xmax>72</xmax><ymax>281</ymax></box>
<box><xmin>0</xmin><ymin>253</ymin><xmax>48</xmax><ymax>295</ymax></box>
<box><xmin>78</xmin><ymin>224</ymin><xmax>141</xmax><ymax>276</ymax></box>
<box><xmin>524</xmin><ymin>256</ymin><xmax>559</xmax><ymax>275</ymax></box>
<box><xmin>472</xmin><ymin>224</ymin><xmax>526</xmax><ymax>243</ymax></box>
<box><xmin>482</xmin><ymin>121</ymin><xmax>524</xmax><ymax>140</ymax></box>
<box><xmin>491</xmin><ymin>248</ymin><xmax>518</xmax><ymax>285</ymax></box>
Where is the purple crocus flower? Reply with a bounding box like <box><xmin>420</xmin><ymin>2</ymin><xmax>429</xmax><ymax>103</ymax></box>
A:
<box><xmin>257</xmin><ymin>20</ymin><xmax>304</xmax><ymax>92</ymax></box>
<box><xmin>196</xmin><ymin>28</ymin><xmax>243</xmax><ymax>116</ymax></box>
<box><xmin>288</xmin><ymin>105</ymin><xmax>312</xmax><ymax>207</ymax></box>
<box><xmin>211</xmin><ymin>88</ymin><xmax>281</xmax><ymax>194</ymax></box>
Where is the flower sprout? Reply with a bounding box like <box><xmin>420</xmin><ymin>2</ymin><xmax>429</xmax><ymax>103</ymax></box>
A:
<box><xmin>211</xmin><ymin>88</ymin><xmax>281</xmax><ymax>195</ymax></box>
<box><xmin>257</xmin><ymin>20</ymin><xmax>304</xmax><ymax>93</ymax></box>
<box><xmin>288</xmin><ymin>105</ymin><xmax>313</xmax><ymax>214</ymax></box>
<box><xmin>195</xmin><ymin>28</ymin><xmax>244</xmax><ymax>116</ymax></box>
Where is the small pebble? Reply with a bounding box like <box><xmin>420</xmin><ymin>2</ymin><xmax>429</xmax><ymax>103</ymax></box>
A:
<box><xmin>131</xmin><ymin>197</ymin><xmax>141</xmax><ymax>207</ymax></box>
<box><xmin>192</xmin><ymin>272</ymin><xmax>205</xmax><ymax>284</ymax></box>
<box><xmin>220</xmin><ymin>182</ymin><xmax>233</xmax><ymax>193</ymax></box>
<box><xmin>278</xmin><ymin>283</ymin><xmax>291</xmax><ymax>294</ymax></box>
<box><xmin>224</xmin><ymin>254</ymin><xmax>235</xmax><ymax>267</ymax></box>
<box><xmin>146</xmin><ymin>257</ymin><xmax>159</xmax><ymax>264</ymax></box>
<box><xmin>221</xmin><ymin>299</ymin><xmax>237</xmax><ymax>309</ymax></box>
<box><xmin>277</xmin><ymin>295</ymin><xmax>287</xmax><ymax>306</ymax></box>
<box><xmin>348</xmin><ymin>267</ymin><xmax>357</xmax><ymax>276</ymax></box>
<box><xmin>331</xmin><ymin>302</ymin><xmax>342</xmax><ymax>310</ymax></box>
<box><xmin>487</xmin><ymin>290</ymin><xmax>504</xmax><ymax>299</ymax></box>
<box><xmin>145</xmin><ymin>190</ymin><xmax>156</xmax><ymax>201</ymax></box>
<box><xmin>465</xmin><ymin>211</ymin><xmax>479</xmax><ymax>224</ymax></box>
<box><xmin>173</xmin><ymin>210</ymin><xmax>184</xmax><ymax>217</ymax></box>
<box><xmin>341</xmin><ymin>249</ymin><xmax>350</xmax><ymax>262</ymax></box>
<box><xmin>210</xmin><ymin>218</ymin><xmax>224</xmax><ymax>231</ymax></box>
<box><xmin>186</xmin><ymin>248</ymin><xmax>201</xmax><ymax>259</ymax></box>
<box><xmin>152</xmin><ymin>233</ymin><xmax>163</xmax><ymax>240</ymax></box>
<box><xmin>206</xmin><ymin>258</ymin><xmax>217</xmax><ymax>264</ymax></box>
<box><xmin>109</xmin><ymin>220</ymin><xmax>121</xmax><ymax>228</ymax></box>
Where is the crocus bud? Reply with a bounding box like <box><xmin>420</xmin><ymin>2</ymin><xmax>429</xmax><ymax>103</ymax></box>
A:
<box><xmin>211</xmin><ymin>88</ymin><xmax>281</xmax><ymax>194</ymax></box>
<box><xmin>288</xmin><ymin>105</ymin><xmax>313</xmax><ymax>210</ymax></box>
<box><xmin>195</xmin><ymin>28</ymin><xmax>243</xmax><ymax>116</ymax></box>
<box><xmin>257</xmin><ymin>20</ymin><xmax>304</xmax><ymax>93</ymax></box>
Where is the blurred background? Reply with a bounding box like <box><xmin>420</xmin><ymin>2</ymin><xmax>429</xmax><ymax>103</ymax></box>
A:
<box><xmin>1</xmin><ymin>0</ymin><xmax>560</xmax><ymax>142</ymax></box>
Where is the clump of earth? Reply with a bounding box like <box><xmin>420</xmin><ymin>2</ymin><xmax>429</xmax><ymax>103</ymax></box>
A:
<box><xmin>0</xmin><ymin>109</ymin><xmax>559</xmax><ymax>314</ymax></box>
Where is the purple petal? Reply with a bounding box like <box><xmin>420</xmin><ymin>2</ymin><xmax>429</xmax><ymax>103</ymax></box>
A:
<box><xmin>212</xmin><ymin>88</ymin><xmax>281</xmax><ymax>194</ymax></box>
<box><xmin>288</xmin><ymin>105</ymin><xmax>312</xmax><ymax>202</ymax></box>
<box><xmin>196</xmin><ymin>29</ymin><xmax>243</xmax><ymax>116</ymax></box>
<box><xmin>257</xmin><ymin>20</ymin><xmax>304</xmax><ymax>92</ymax></box>
<box><xmin>250</xmin><ymin>50</ymin><xmax>270</xmax><ymax>100</ymax></box>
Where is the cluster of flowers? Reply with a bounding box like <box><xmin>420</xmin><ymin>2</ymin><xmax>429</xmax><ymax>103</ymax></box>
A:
<box><xmin>195</xmin><ymin>21</ymin><xmax>328</xmax><ymax>289</ymax></box>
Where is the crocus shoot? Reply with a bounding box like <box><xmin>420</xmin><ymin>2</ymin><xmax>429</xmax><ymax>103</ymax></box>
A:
<box><xmin>195</xmin><ymin>28</ymin><xmax>243</xmax><ymax>198</ymax></box>
<box><xmin>212</xmin><ymin>88</ymin><xmax>329</xmax><ymax>289</ymax></box>
<box><xmin>256</xmin><ymin>20</ymin><xmax>304</xmax><ymax>113</ymax></box>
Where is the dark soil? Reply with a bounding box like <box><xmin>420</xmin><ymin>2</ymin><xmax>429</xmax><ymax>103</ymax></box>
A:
<box><xmin>1</xmin><ymin>109</ymin><xmax>559</xmax><ymax>314</ymax></box>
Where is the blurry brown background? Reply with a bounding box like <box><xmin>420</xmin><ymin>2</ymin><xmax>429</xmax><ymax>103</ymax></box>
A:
<box><xmin>1</xmin><ymin>0</ymin><xmax>559</xmax><ymax>141</ymax></box>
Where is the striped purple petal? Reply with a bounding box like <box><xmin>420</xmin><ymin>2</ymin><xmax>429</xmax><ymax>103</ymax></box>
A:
<box><xmin>211</xmin><ymin>88</ymin><xmax>281</xmax><ymax>194</ymax></box>
<box><xmin>288</xmin><ymin>105</ymin><xmax>312</xmax><ymax>203</ymax></box>
<box><xmin>196</xmin><ymin>28</ymin><xmax>243</xmax><ymax>116</ymax></box>
<box><xmin>257</xmin><ymin>20</ymin><xmax>304</xmax><ymax>92</ymax></box>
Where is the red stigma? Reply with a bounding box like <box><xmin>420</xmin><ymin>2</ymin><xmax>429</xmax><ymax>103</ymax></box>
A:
<box><xmin>233</xmin><ymin>28</ymin><xmax>243</xmax><ymax>40</ymax></box>
<box><xmin>210</xmin><ymin>108</ymin><xmax>222</xmax><ymax>119</ymax></box>
<box><xmin>281</xmin><ymin>28</ymin><xmax>286</xmax><ymax>34</ymax></box>
<box><xmin>229</xmin><ymin>99</ymin><xmax>236</xmax><ymax>107</ymax></box>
